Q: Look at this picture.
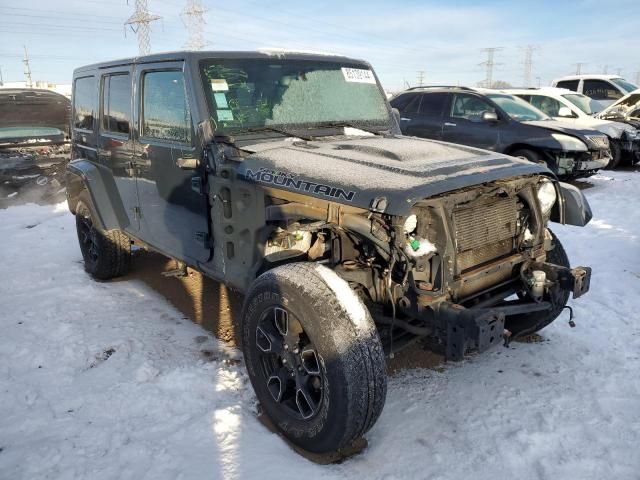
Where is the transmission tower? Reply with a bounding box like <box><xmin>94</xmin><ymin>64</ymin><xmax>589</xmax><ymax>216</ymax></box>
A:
<box><xmin>479</xmin><ymin>47</ymin><xmax>502</xmax><ymax>88</ymax></box>
<box><xmin>125</xmin><ymin>0</ymin><xmax>162</xmax><ymax>56</ymax></box>
<box><xmin>602</xmin><ymin>65</ymin><xmax>609</xmax><ymax>74</ymax></box>
<box><xmin>23</xmin><ymin>45</ymin><xmax>33</xmax><ymax>88</ymax></box>
<box><xmin>615</xmin><ymin>67</ymin><xmax>623</xmax><ymax>76</ymax></box>
<box><xmin>417</xmin><ymin>70</ymin><xmax>426</xmax><ymax>87</ymax></box>
<box><xmin>181</xmin><ymin>0</ymin><xmax>207</xmax><ymax>50</ymax></box>
<box><xmin>574</xmin><ymin>62</ymin><xmax>586</xmax><ymax>75</ymax></box>
<box><xmin>521</xmin><ymin>45</ymin><xmax>538</xmax><ymax>88</ymax></box>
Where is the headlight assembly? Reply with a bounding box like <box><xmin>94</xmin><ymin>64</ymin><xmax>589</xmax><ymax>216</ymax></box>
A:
<box><xmin>403</xmin><ymin>214</ymin><xmax>417</xmax><ymax>234</ymax></box>
<box><xmin>537</xmin><ymin>179</ymin><xmax>557</xmax><ymax>216</ymax></box>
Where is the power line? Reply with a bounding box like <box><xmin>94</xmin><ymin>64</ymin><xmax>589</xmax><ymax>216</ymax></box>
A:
<box><xmin>479</xmin><ymin>47</ymin><xmax>502</xmax><ymax>88</ymax></box>
<box><xmin>125</xmin><ymin>0</ymin><xmax>162</xmax><ymax>56</ymax></box>
<box><xmin>181</xmin><ymin>0</ymin><xmax>207</xmax><ymax>50</ymax></box>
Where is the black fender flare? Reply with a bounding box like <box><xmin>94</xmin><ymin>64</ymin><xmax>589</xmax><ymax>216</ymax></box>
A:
<box><xmin>66</xmin><ymin>159</ymin><xmax>129</xmax><ymax>231</ymax></box>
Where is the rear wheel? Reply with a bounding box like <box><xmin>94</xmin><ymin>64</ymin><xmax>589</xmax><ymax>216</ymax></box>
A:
<box><xmin>75</xmin><ymin>192</ymin><xmax>131</xmax><ymax>280</ymax></box>
<box><xmin>242</xmin><ymin>263</ymin><xmax>387</xmax><ymax>454</ymax></box>
<box><xmin>506</xmin><ymin>230</ymin><xmax>570</xmax><ymax>337</ymax></box>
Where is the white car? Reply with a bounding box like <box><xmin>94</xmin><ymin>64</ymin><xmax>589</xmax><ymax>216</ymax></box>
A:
<box><xmin>513</xmin><ymin>87</ymin><xmax>639</xmax><ymax>168</ymax></box>
<box><xmin>550</xmin><ymin>75</ymin><xmax>638</xmax><ymax>110</ymax></box>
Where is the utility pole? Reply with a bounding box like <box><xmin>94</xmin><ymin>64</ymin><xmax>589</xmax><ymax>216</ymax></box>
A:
<box><xmin>416</xmin><ymin>70</ymin><xmax>426</xmax><ymax>87</ymax></box>
<box><xmin>536</xmin><ymin>76</ymin><xmax>541</xmax><ymax>88</ymax></box>
<box><xmin>615</xmin><ymin>67</ymin><xmax>623</xmax><ymax>76</ymax></box>
<box><xmin>521</xmin><ymin>45</ymin><xmax>537</xmax><ymax>88</ymax></box>
<box><xmin>23</xmin><ymin>45</ymin><xmax>33</xmax><ymax>88</ymax></box>
<box><xmin>574</xmin><ymin>62</ymin><xmax>586</xmax><ymax>75</ymax></box>
<box><xmin>602</xmin><ymin>65</ymin><xmax>609</xmax><ymax>74</ymax></box>
<box><xmin>479</xmin><ymin>47</ymin><xmax>502</xmax><ymax>88</ymax></box>
<box><xmin>0</xmin><ymin>66</ymin><xmax>4</xmax><ymax>86</ymax></box>
<box><xmin>125</xmin><ymin>0</ymin><xmax>162</xmax><ymax>56</ymax></box>
<box><xmin>181</xmin><ymin>0</ymin><xmax>207</xmax><ymax>50</ymax></box>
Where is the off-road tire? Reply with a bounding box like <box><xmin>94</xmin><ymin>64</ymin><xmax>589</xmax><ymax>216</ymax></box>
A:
<box><xmin>606</xmin><ymin>140</ymin><xmax>622</xmax><ymax>169</ymax></box>
<box><xmin>512</xmin><ymin>148</ymin><xmax>544</xmax><ymax>164</ymax></box>
<box><xmin>75</xmin><ymin>192</ymin><xmax>131</xmax><ymax>280</ymax></box>
<box><xmin>507</xmin><ymin>230</ymin><xmax>571</xmax><ymax>337</ymax></box>
<box><xmin>241</xmin><ymin>262</ymin><xmax>387</xmax><ymax>454</ymax></box>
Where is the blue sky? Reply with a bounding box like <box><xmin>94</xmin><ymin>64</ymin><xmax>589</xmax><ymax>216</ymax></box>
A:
<box><xmin>1</xmin><ymin>0</ymin><xmax>638</xmax><ymax>90</ymax></box>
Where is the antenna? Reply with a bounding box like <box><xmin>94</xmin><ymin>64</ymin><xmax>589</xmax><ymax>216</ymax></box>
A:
<box><xmin>521</xmin><ymin>44</ymin><xmax>538</xmax><ymax>88</ymax></box>
<box><xmin>574</xmin><ymin>62</ymin><xmax>586</xmax><ymax>75</ymax></box>
<box><xmin>23</xmin><ymin>45</ymin><xmax>33</xmax><ymax>88</ymax></box>
<box><xmin>125</xmin><ymin>0</ymin><xmax>162</xmax><ymax>56</ymax></box>
<box><xmin>416</xmin><ymin>70</ymin><xmax>426</xmax><ymax>87</ymax></box>
<box><xmin>479</xmin><ymin>47</ymin><xmax>502</xmax><ymax>88</ymax></box>
<box><xmin>181</xmin><ymin>0</ymin><xmax>207</xmax><ymax>50</ymax></box>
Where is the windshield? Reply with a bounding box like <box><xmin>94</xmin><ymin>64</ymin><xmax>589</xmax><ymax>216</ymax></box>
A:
<box><xmin>563</xmin><ymin>94</ymin><xmax>593</xmax><ymax>114</ymax></box>
<box><xmin>610</xmin><ymin>78</ymin><xmax>638</xmax><ymax>93</ymax></box>
<box><xmin>199</xmin><ymin>58</ymin><xmax>391</xmax><ymax>135</ymax></box>
<box><xmin>487</xmin><ymin>94</ymin><xmax>549</xmax><ymax>121</ymax></box>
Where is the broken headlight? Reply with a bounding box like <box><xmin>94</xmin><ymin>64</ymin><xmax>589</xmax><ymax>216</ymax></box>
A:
<box><xmin>537</xmin><ymin>179</ymin><xmax>557</xmax><ymax>216</ymax></box>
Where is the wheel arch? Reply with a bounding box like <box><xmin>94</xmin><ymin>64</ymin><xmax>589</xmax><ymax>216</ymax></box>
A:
<box><xmin>66</xmin><ymin>159</ymin><xmax>129</xmax><ymax>231</ymax></box>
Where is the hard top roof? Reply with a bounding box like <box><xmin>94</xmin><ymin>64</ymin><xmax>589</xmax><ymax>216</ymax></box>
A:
<box><xmin>73</xmin><ymin>49</ymin><xmax>368</xmax><ymax>74</ymax></box>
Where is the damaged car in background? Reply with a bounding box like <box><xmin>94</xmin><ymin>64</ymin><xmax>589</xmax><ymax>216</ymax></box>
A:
<box><xmin>390</xmin><ymin>86</ymin><xmax>611</xmax><ymax>179</ymax></box>
<box><xmin>0</xmin><ymin>88</ymin><xmax>71</xmax><ymax>206</ymax></box>
<box><xmin>66</xmin><ymin>51</ymin><xmax>593</xmax><ymax>455</ymax></box>
<box><xmin>513</xmin><ymin>87</ymin><xmax>640</xmax><ymax>168</ymax></box>
<box><xmin>596</xmin><ymin>89</ymin><xmax>640</xmax><ymax>161</ymax></box>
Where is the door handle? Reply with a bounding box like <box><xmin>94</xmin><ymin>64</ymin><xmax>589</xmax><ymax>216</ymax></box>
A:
<box><xmin>400</xmin><ymin>117</ymin><xmax>411</xmax><ymax>122</ymax></box>
<box><xmin>176</xmin><ymin>157</ymin><xmax>198</xmax><ymax>169</ymax></box>
<box><xmin>444</xmin><ymin>122</ymin><xmax>457</xmax><ymax>127</ymax></box>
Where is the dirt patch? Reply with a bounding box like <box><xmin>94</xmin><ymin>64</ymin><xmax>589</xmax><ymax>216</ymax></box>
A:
<box><xmin>124</xmin><ymin>250</ymin><xmax>445</xmax><ymax>372</ymax></box>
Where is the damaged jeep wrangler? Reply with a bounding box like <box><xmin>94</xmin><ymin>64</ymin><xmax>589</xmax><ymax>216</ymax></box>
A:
<box><xmin>66</xmin><ymin>51</ymin><xmax>593</xmax><ymax>455</ymax></box>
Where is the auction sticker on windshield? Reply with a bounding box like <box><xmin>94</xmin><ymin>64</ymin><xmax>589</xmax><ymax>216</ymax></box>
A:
<box><xmin>342</xmin><ymin>68</ymin><xmax>376</xmax><ymax>84</ymax></box>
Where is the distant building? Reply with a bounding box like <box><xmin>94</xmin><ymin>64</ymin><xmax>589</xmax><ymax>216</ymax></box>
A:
<box><xmin>0</xmin><ymin>81</ymin><xmax>71</xmax><ymax>98</ymax></box>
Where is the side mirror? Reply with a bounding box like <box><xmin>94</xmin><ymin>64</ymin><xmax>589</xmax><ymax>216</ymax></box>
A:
<box><xmin>550</xmin><ymin>182</ymin><xmax>593</xmax><ymax>226</ymax></box>
<box><xmin>558</xmin><ymin>106</ymin><xmax>574</xmax><ymax>118</ymax></box>
<box><xmin>482</xmin><ymin>111</ymin><xmax>499</xmax><ymax>122</ymax></box>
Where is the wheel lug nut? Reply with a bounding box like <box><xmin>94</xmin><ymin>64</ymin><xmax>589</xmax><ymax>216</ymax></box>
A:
<box><xmin>282</xmin><ymin>358</ymin><xmax>287</xmax><ymax>364</ymax></box>
<box><xmin>293</xmin><ymin>348</ymin><xmax>299</xmax><ymax>354</ymax></box>
<box><xmin>284</xmin><ymin>344</ymin><xmax>289</xmax><ymax>351</ymax></box>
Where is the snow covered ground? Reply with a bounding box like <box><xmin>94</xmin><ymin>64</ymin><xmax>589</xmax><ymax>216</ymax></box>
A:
<box><xmin>1</xmin><ymin>171</ymin><xmax>639</xmax><ymax>480</ymax></box>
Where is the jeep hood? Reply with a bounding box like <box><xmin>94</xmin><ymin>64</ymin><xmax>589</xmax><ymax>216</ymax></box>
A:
<box><xmin>235</xmin><ymin>135</ymin><xmax>549</xmax><ymax>216</ymax></box>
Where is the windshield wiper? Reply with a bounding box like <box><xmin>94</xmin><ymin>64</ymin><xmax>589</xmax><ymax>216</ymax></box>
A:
<box><xmin>233</xmin><ymin>126</ymin><xmax>313</xmax><ymax>142</ymax></box>
<box><xmin>312</xmin><ymin>121</ymin><xmax>385</xmax><ymax>136</ymax></box>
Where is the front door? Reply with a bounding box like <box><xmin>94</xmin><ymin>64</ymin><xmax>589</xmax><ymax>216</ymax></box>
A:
<box><xmin>133</xmin><ymin>62</ymin><xmax>210</xmax><ymax>263</ymax></box>
<box><xmin>442</xmin><ymin>93</ymin><xmax>501</xmax><ymax>151</ymax></box>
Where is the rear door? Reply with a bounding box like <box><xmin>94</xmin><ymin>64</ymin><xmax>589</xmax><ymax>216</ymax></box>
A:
<box><xmin>442</xmin><ymin>93</ymin><xmax>501</xmax><ymax>150</ymax></box>
<box><xmin>98</xmin><ymin>68</ymin><xmax>138</xmax><ymax>230</ymax></box>
<box><xmin>133</xmin><ymin>61</ymin><xmax>210</xmax><ymax>263</ymax></box>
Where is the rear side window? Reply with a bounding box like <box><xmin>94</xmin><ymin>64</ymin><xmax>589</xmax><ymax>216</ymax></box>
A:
<box><xmin>102</xmin><ymin>74</ymin><xmax>131</xmax><ymax>135</ymax></box>
<box><xmin>418</xmin><ymin>92</ymin><xmax>448</xmax><ymax>117</ymax></box>
<box><xmin>390</xmin><ymin>93</ymin><xmax>417</xmax><ymax>111</ymax></box>
<box><xmin>556</xmin><ymin>80</ymin><xmax>579</xmax><ymax>91</ymax></box>
<box><xmin>142</xmin><ymin>71</ymin><xmax>191</xmax><ymax>143</ymax></box>
<box><xmin>73</xmin><ymin>76</ymin><xmax>95</xmax><ymax>130</ymax></box>
<box><xmin>583</xmin><ymin>80</ymin><xmax>623</xmax><ymax>101</ymax></box>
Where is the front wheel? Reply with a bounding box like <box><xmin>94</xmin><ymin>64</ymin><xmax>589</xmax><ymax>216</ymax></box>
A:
<box><xmin>242</xmin><ymin>263</ymin><xmax>387</xmax><ymax>454</ymax></box>
<box><xmin>606</xmin><ymin>140</ymin><xmax>622</xmax><ymax>169</ymax></box>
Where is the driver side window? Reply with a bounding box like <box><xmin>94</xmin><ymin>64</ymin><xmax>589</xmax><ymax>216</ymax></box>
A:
<box><xmin>451</xmin><ymin>93</ymin><xmax>495</xmax><ymax>121</ymax></box>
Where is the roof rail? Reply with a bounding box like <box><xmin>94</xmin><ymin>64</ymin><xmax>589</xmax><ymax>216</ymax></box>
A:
<box><xmin>404</xmin><ymin>85</ymin><xmax>476</xmax><ymax>91</ymax></box>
